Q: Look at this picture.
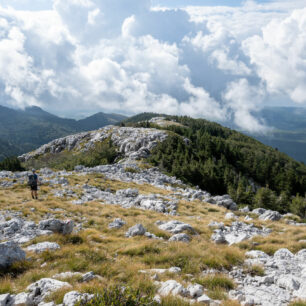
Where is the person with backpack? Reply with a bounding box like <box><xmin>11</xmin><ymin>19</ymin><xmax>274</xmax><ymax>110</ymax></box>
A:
<box><xmin>28</xmin><ymin>169</ymin><xmax>39</xmax><ymax>199</ymax></box>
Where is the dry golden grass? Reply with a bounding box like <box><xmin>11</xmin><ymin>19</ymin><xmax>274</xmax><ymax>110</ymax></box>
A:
<box><xmin>0</xmin><ymin>174</ymin><xmax>305</xmax><ymax>305</ymax></box>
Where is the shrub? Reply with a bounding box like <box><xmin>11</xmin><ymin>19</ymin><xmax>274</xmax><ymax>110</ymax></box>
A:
<box><xmin>124</xmin><ymin>167</ymin><xmax>140</xmax><ymax>174</ymax></box>
<box><xmin>0</xmin><ymin>157</ymin><xmax>24</xmax><ymax>171</ymax></box>
<box><xmin>290</xmin><ymin>195</ymin><xmax>306</xmax><ymax>219</ymax></box>
<box><xmin>80</xmin><ymin>286</ymin><xmax>157</xmax><ymax>306</ymax></box>
<box><xmin>0</xmin><ymin>260</ymin><xmax>33</xmax><ymax>277</ymax></box>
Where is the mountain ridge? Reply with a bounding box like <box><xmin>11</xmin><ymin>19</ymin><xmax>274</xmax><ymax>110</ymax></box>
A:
<box><xmin>19</xmin><ymin>115</ymin><xmax>306</xmax><ymax>218</ymax></box>
<box><xmin>0</xmin><ymin>105</ymin><xmax>127</xmax><ymax>160</ymax></box>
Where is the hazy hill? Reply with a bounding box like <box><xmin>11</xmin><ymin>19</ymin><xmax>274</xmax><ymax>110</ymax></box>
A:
<box><xmin>251</xmin><ymin>107</ymin><xmax>306</xmax><ymax>163</ymax></box>
<box><xmin>0</xmin><ymin>105</ymin><xmax>126</xmax><ymax>160</ymax></box>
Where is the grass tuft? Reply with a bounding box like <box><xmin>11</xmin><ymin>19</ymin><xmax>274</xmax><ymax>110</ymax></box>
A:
<box><xmin>195</xmin><ymin>274</ymin><xmax>235</xmax><ymax>291</ymax></box>
<box><xmin>244</xmin><ymin>264</ymin><xmax>265</xmax><ymax>276</ymax></box>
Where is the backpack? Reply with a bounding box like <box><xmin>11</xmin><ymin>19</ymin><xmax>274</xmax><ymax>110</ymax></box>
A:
<box><xmin>28</xmin><ymin>174</ymin><xmax>37</xmax><ymax>187</ymax></box>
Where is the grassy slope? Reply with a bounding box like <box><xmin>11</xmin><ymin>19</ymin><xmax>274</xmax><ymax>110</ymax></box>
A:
<box><xmin>1</xmin><ymin>172</ymin><xmax>305</xmax><ymax>305</ymax></box>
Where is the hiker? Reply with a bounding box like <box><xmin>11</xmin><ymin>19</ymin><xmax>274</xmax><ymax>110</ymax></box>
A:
<box><xmin>28</xmin><ymin>169</ymin><xmax>39</xmax><ymax>199</ymax></box>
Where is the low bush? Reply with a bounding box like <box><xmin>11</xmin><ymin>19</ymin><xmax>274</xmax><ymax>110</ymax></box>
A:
<box><xmin>80</xmin><ymin>286</ymin><xmax>157</xmax><ymax>306</ymax></box>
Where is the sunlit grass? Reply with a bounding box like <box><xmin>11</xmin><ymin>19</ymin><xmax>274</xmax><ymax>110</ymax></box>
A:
<box><xmin>0</xmin><ymin>173</ymin><xmax>304</xmax><ymax>304</ymax></box>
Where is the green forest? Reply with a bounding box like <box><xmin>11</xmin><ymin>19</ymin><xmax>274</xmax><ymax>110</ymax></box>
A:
<box><xmin>124</xmin><ymin>114</ymin><xmax>306</xmax><ymax>218</ymax></box>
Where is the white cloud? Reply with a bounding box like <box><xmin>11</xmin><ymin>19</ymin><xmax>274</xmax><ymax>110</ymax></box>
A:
<box><xmin>0</xmin><ymin>1</ymin><xmax>305</xmax><ymax>132</ymax></box>
<box><xmin>223</xmin><ymin>78</ymin><xmax>268</xmax><ymax>133</ymax></box>
<box><xmin>242</xmin><ymin>8</ymin><xmax>306</xmax><ymax>104</ymax></box>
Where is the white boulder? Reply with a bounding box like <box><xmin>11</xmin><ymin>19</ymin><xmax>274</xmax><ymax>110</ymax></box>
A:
<box><xmin>27</xmin><ymin>242</ymin><xmax>60</xmax><ymax>253</ymax></box>
<box><xmin>158</xmin><ymin>280</ymin><xmax>187</xmax><ymax>297</ymax></box>
<box><xmin>125</xmin><ymin>224</ymin><xmax>146</xmax><ymax>237</ymax></box>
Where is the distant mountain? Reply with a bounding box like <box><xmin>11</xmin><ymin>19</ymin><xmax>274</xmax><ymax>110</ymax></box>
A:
<box><xmin>77</xmin><ymin>112</ymin><xmax>126</xmax><ymax>131</ymax></box>
<box><xmin>250</xmin><ymin>107</ymin><xmax>306</xmax><ymax>163</ymax></box>
<box><xmin>0</xmin><ymin>105</ymin><xmax>126</xmax><ymax>160</ymax></box>
<box><xmin>0</xmin><ymin>139</ymin><xmax>23</xmax><ymax>160</ymax></box>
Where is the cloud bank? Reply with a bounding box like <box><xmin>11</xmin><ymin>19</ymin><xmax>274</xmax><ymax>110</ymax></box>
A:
<box><xmin>0</xmin><ymin>0</ymin><xmax>305</xmax><ymax>132</ymax></box>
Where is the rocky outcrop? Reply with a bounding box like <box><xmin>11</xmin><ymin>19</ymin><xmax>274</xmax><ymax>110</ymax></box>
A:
<box><xmin>259</xmin><ymin>210</ymin><xmax>282</xmax><ymax>221</ymax></box>
<box><xmin>229</xmin><ymin>248</ymin><xmax>306</xmax><ymax>305</ymax></box>
<box><xmin>0</xmin><ymin>216</ymin><xmax>53</xmax><ymax>244</ymax></box>
<box><xmin>210</xmin><ymin>221</ymin><xmax>271</xmax><ymax>245</ymax></box>
<box><xmin>19</xmin><ymin>126</ymin><xmax>168</xmax><ymax>162</ymax></box>
<box><xmin>26</xmin><ymin>278</ymin><xmax>72</xmax><ymax>305</ymax></box>
<box><xmin>168</xmin><ymin>233</ymin><xmax>191</xmax><ymax>242</ymax></box>
<box><xmin>156</xmin><ymin>220</ymin><xmax>196</xmax><ymax>234</ymax></box>
<box><xmin>0</xmin><ymin>241</ymin><xmax>26</xmax><ymax>268</ymax></box>
<box><xmin>27</xmin><ymin>242</ymin><xmax>60</xmax><ymax>253</ymax></box>
<box><xmin>108</xmin><ymin>218</ymin><xmax>126</xmax><ymax>229</ymax></box>
<box><xmin>63</xmin><ymin>291</ymin><xmax>94</xmax><ymax>306</ymax></box>
<box><xmin>72</xmin><ymin>185</ymin><xmax>178</xmax><ymax>215</ymax></box>
<box><xmin>156</xmin><ymin>280</ymin><xmax>212</xmax><ymax>304</ymax></box>
<box><xmin>38</xmin><ymin>219</ymin><xmax>74</xmax><ymax>235</ymax></box>
<box><xmin>206</xmin><ymin>194</ymin><xmax>238</xmax><ymax>211</ymax></box>
<box><xmin>125</xmin><ymin>224</ymin><xmax>146</xmax><ymax>237</ymax></box>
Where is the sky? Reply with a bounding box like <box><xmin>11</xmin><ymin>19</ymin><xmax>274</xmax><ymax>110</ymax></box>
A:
<box><xmin>0</xmin><ymin>0</ymin><xmax>305</xmax><ymax>132</ymax></box>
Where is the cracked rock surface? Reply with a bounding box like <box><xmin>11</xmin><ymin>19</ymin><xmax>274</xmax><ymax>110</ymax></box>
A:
<box><xmin>229</xmin><ymin>248</ymin><xmax>306</xmax><ymax>305</ymax></box>
<box><xmin>211</xmin><ymin>221</ymin><xmax>271</xmax><ymax>245</ymax></box>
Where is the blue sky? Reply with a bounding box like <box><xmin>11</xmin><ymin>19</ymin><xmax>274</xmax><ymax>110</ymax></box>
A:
<box><xmin>0</xmin><ymin>0</ymin><xmax>305</xmax><ymax>132</ymax></box>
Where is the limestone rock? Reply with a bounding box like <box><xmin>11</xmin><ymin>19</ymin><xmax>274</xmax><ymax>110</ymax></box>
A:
<box><xmin>0</xmin><ymin>241</ymin><xmax>26</xmax><ymax>268</ymax></box>
<box><xmin>38</xmin><ymin>219</ymin><xmax>74</xmax><ymax>235</ymax></box>
<box><xmin>169</xmin><ymin>233</ymin><xmax>190</xmax><ymax>243</ymax></box>
<box><xmin>53</xmin><ymin>272</ymin><xmax>82</xmax><ymax>280</ymax></box>
<box><xmin>125</xmin><ymin>224</ymin><xmax>146</xmax><ymax>237</ymax></box>
<box><xmin>139</xmin><ymin>267</ymin><xmax>181</xmax><ymax>275</ymax></box>
<box><xmin>27</xmin><ymin>242</ymin><xmax>60</xmax><ymax>253</ymax></box>
<box><xmin>230</xmin><ymin>248</ymin><xmax>306</xmax><ymax>305</ymax></box>
<box><xmin>225</xmin><ymin>212</ymin><xmax>237</xmax><ymax>220</ymax></box>
<box><xmin>0</xmin><ymin>294</ymin><xmax>13</xmax><ymax>306</ymax></box>
<box><xmin>158</xmin><ymin>280</ymin><xmax>188</xmax><ymax>297</ymax></box>
<box><xmin>207</xmin><ymin>195</ymin><xmax>237</xmax><ymax>211</ymax></box>
<box><xmin>187</xmin><ymin>284</ymin><xmax>204</xmax><ymax>298</ymax></box>
<box><xmin>27</xmin><ymin>278</ymin><xmax>72</xmax><ymax>304</ymax></box>
<box><xmin>274</xmin><ymin>248</ymin><xmax>294</xmax><ymax>260</ymax></box>
<box><xmin>245</xmin><ymin>250</ymin><xmax>269</xmax><ymax>259</ymax></box>
<box><xmin>259</xmin><ymin>210</ymin><xmax>282</xmax><ymax>221</ymax></box>
<box><xmin>211</xmin><ymin>221</ymin><xmax>271</xmax><ymax>245</ymax></box>
<box><xmin>252</xmin><ymin>208</ymin><xmax>266</xmax><ymax>215</ymax></box>
<box><xmin>13</xmin><ymin>292</ymin><xmax>32</xmax><ymax>305</ymax></box>
<box><xmin>116</xmin><ymin>188</ymin><xmax>138</xmax><ymax>197</ymax></box>
<box><xmin>240</xmin><ymin>206</ymin><xmax>250</xmax><ymax>213</ymax></box>
<box><xmin>63</xmin><ymin>291</ymin><xmax>94</xmax><ymax>306</ymax></box>
<box><xmin>108</xmin><ymin>218</ymin><xmax>126</xmax><ymax>229</ymax></box>
<box><xmin>197</xmin><ymin>294</ymin><xmax>211</xmax><ymax>304</ymax></box>
<box><xmin>156</xmin><ymin>220</ymin><xmax>196</xmax><ymax>234</ymax></box>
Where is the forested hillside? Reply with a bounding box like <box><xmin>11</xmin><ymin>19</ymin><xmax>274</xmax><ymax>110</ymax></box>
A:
<box><xmin>0</xmin><ymin>139</ymin><xmax>22</xmax><ymax>160</ymax></box>
<box><xmin>124</xmin><ymin>114</ymin><xmax>306</xmax><ymax>214</ymax></box>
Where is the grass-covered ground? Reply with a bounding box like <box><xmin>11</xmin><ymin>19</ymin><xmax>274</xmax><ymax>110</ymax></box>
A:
<box><xmin>0</xmin><ymin>173</ymin><xmax>306</xmax><ymax>305</ymax></box>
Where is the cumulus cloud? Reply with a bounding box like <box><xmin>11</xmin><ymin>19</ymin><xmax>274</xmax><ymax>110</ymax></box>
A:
<box><xmin>0</xmin><ymin>0</ymin><xmax>305</xmax><ymax>132</ymax></box>
<box><xmin>223</xmin><ymin>79</ymin><xmax>267</xmax><ymax>133</ymax></box>
<box><xmin>242</xmin><ymin>8</ymin><xmax>306</xmax><ymax>104</ymax></box>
